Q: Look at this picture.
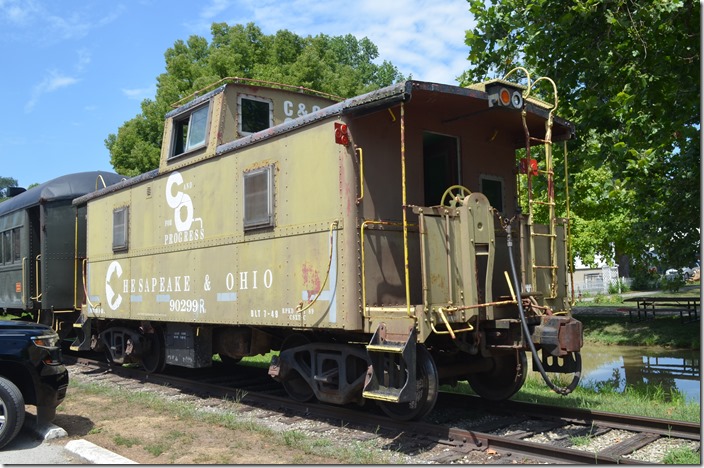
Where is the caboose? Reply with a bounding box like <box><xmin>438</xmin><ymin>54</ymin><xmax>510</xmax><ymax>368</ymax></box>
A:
<box><xmin>73</xmin><ymin>75</ymin><xmax>583</xmax><ymax>420</ymax></box>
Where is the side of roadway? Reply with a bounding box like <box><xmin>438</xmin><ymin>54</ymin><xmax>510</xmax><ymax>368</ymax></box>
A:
<box><xmin>1</xmin><ymin>415</ymin><xmax>138</xmax><ymax>465</ymax></box>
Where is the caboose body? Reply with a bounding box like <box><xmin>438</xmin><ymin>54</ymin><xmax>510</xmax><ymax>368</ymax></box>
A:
<box><xmin>73</xmin><ymin>77</ymin><xmax>583</xmax><ymax>419</ymax></box>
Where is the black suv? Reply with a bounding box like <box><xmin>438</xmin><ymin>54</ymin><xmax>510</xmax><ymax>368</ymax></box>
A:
<box><xmin>0</xmin><ymin>320</ymin><xmax>69</xmax><ymax>449</ymax></box>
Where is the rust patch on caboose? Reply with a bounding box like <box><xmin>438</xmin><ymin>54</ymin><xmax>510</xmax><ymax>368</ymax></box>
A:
<box><xmin>301</xmin><ymin>262</ymin><xmax>321</xmax><ymax>300</ymax></box>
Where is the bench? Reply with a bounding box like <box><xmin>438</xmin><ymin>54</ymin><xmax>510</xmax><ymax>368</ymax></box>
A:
<box><xmin>622</xmin><ymin>297</ymin><xmax>700</xmax><ymax>324</ymax></box>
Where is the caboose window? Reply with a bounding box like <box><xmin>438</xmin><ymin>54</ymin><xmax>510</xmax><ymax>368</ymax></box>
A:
<box><xmin>423</xmin><ymin>132</ymin><xmax>460</xmax><ymax>205</ymax></box>
<box><xmin>481</xmin><ymin>176</ymin><xmax>504</xmax><ymax>213</ymax></box>
<box><xmin>112</xmin><ymin>207</ymin><xmax>129</xmax><ymax>252</ymax></box>
<box><xmin>243</xmin><ymin>166</ymin><xmax>273</xmax><ymax>230</ymax></box>
<box><xmin>170</xmin><ymin>104</ymin><xmax>210</xmax><ymax>158</ymax></box>
<box><xmin>239</xmin><ymin>95</ymin><xmax>273</xmax><ymax>134</ymax></box>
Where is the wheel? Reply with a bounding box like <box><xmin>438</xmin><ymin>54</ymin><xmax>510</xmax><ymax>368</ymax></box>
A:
<box><xmin>280</xmin><ymin>334</ymin><xmax>315</xmax><ymax>402</ymax></box>
<box><xmin>378</xmin><ymin>345</ymin><xmax>439</xmax><ymax>421</ymax></box>
<box><xmin>141</xmin><ymin>327</ymin><xmax>166</xmax><ymax>374</ymax></box>
<box><xmin>466</xmin><ymin>351</ymin><xmax>527</xmax><ymax>401</ymax></box>
<box><xmin>218</xmin><ymin>354</ymin><xmax>243</xmax><ymax>367</ymax></box>
<box><xmin>440</xmin><ymin>185</ymin><xmax>471</xmax><ymax>207</ymax></box>
<box><xmin>0</xmin><ymin>376</ymin><xmax>25</xmax><ymax>449</ymax></box>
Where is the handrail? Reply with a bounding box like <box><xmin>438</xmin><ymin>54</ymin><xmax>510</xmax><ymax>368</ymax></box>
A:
<box><xmin>355</xmin><ymin>147</ymin><xmax>364</xmax><ymax>205</ymax></box>
<box><xmin>21</xmin><ymin>256</ymin><xmax>27</xmax><ymax>305</ymax></box>
<box><xmin>82</xmin><ymin>258</ymin><xmax>101</xmax><ymax>312</ymax></box>
<box><xmin>360</xmin><ymin>220</ymin><xmax>404</xmax><ymax>318</ymax></box>
<box><xmin>30</xmin><ymin>254</ymin><xmax>42</xmax><ymax>301</ymax></box>
<box><xmin>399</xmin><ymin>103</ymin><xmax>414</xmax><ymax>319</ymax></box>
<box><xmin>296</xmin><ymin>221</ymin><xmax>338</xmax><ymax>314</ymax></box>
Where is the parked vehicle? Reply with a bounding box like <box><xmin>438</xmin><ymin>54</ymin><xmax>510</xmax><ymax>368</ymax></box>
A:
<box><xmin>0</xmin><ymin>320</ymin><xmax>69</xmax><ymax>449</ymax></box>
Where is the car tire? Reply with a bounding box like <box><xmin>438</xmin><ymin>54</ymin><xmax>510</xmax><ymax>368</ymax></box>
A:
<box><xmin>0</xmin><ymin>376</ymin><xmax>25</xmax><ymax>450</ymax></box>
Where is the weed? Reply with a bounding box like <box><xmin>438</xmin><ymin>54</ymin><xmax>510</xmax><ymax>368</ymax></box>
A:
<box><xmin>145</xmin><ymin>442</ymin><xmax>169</xmax><ymax>456</ymax></box>
<box><xmin>113</xmin><ymin>434</ymin><xmax>141</xmax><ymax>447</ymax></box>
<box><xmin>282</xmin><ymin>430</ymin><xmax>305</xmax><ymax>447</ymax></box>
<box><xmin>569</xmin><ymin>435</ymin><xmax>591</xmax><ymax>446</ymax></box>
<box><xmin>662</xmin><ymin>446</ymin><xmax>700</xmax><ymax>464</ymax></box>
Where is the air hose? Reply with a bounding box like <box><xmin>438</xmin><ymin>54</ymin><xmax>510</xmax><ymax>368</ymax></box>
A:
<box><xmin>502</xmin><ymin>217</ymin><xmax>581</xmax><ymax>396</ymax></box>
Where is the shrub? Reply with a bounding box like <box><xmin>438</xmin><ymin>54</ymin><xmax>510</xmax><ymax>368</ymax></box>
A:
<box><xmin>661</xmin><ymin>274</ymin><xmax>685</xmax><ymax>293</ymax></box>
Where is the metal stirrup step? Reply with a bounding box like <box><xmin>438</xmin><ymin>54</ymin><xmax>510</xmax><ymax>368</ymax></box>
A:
<box><xmin>362</xmin><ymin>324</ymin><xmax>417</xmax><ymax>403</ymax></box>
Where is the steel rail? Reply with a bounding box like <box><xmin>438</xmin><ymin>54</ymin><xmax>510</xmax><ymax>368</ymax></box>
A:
<box><xmin>439</xmin><ymin>392</ymin><xmax>700</xmax><ymax>440</ymax></box>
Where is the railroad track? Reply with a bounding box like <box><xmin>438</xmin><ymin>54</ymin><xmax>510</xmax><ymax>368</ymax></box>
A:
<box><xmin>64</xmin><ymin>355</ymin><xmax>700</xmax><ymax>464</ymax></box>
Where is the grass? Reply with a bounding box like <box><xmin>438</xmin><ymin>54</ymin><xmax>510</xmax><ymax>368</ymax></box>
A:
<box><xmin>576</xmin><ymin>315</ymin><xmax>700</xmax><ymax>349</ymax></box>
<box><xmin>575</xmin><ymin>285</ymin><xmax>700</xmax><ymax>307</ymax></box>
<box><xmin>663</xmin><ymin>446</ymin><xmax>700</xmax><ymax>464</ymax></box>
<box><xmin>443</xmin><ymin>372</ymin><xmax>700</xmax><ymax>423</ymax></box>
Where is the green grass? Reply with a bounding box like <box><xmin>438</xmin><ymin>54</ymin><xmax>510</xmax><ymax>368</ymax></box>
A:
<box><xmin>442</xmin><ymin>372</ymin><xmax>700</xmax><ymax>423</ymax></box>
<box><xmin>663</xmin><ymin>446</ymin><xmax>700</xmax><ymax>464</ymax></box>
<box><xmin>577</xmin><ymin>315</ymin><xmax>700</xmax><ymax>349</ymax></box>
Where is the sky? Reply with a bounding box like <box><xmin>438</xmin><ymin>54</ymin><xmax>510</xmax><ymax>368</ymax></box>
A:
<box><xmin>0</xmin><ymin>0</ymin><xmax>475</xmax><ymax>189</ymax></box>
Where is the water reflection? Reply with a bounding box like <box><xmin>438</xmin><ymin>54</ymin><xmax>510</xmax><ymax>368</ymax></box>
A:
<box><xmin>579</xmin><ymin>345</ymin><xmax>700</xmax><ymax>403</ymax></box>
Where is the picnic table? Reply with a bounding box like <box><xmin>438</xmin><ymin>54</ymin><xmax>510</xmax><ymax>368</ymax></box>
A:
<box><xmin>622</xmin><ymin>296</ymin><xmax>700</xmax><ymax>323</ymax></box>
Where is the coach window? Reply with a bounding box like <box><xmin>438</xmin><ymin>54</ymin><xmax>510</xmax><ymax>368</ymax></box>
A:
<box><xmin>2</xmin><ymin>231</ymin><xmax>10</xmax><ymax>264</ymax></box>
<box><xmin>239</xmin><ymin>95</ymin><xmax>273</xmax><ymax>135</ymax></box>
<box><xmin>112</xmin><ymin>207</ymin><xmax>129</xmax><ymax>252</ymax></box>
<box><xmin>12</xmin><ymin>228</ymin><xmax>20</xmax><ymax>262</ymax></box>
<box><xmin>170</xmin><ymin>103</ymin><xmax>210</xmax><ymax>158</ymax></box>
<box><xmin>480</xmin><ymin>175</ymin><xmax>504</xmax><ymax>213</ymax></box>
<box><xmin>243</xmin><ymin>166</ymin><xmax>273</xmax><ymax>230</ymax></box>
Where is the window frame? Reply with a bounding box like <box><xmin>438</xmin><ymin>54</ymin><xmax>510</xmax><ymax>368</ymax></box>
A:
<box><xmin>112</xmin><ymin>206</ymin><xmax>129</xmax><ymax>252</ymax></box>
<box><xmin>238</xmin><ymin>94</ymin><xmax>274</xmax><ymax>135</ymax></box>
<box><xmin>243</xmin><ymin>165</ymin><xmax>274</xmax><ymax>231</ymax></box>
<box><xmin>480</xmin><ymin>174</ymin><xmax>505</xmax><ymax>214</ymax></box>
<box><xmin>169</xmin><ymin>102</ymin><xmax>211</xmax><ymax>160</ymax></box>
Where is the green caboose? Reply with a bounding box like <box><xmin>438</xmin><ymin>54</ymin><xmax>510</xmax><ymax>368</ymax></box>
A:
<box><xmin>75</xmin><ymin>76</ymin><xmax>583</xmax><ymax>420</ymax></box>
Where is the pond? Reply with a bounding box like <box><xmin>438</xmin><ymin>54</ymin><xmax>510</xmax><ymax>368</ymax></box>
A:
<box><xmin>579</xmin><ymin>344</ymin><xmax>700</xmax><ymax>403</ymax></box>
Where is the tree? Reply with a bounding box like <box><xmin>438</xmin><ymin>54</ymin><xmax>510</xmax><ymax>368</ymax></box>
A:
<box><xmin>460</xmin><ymin>0</ymin><xmax>700</xmax><ymax>271</ymax></box>
<box><xmin>0</xmin><ymin>177</ymin><xmax>19</xmax><ymax>202</ymax></box>
<box><xmin>107</xmin><ymin>23</ymin><xmax>406</xmax><ymax>176</ymax></box>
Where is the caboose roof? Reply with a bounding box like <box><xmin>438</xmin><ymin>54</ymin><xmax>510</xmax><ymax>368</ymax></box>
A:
<box><xmin>216</xmin><ymin>80</ymin><xmax>574</xmax><ymax>156</ymax></box>
<box><xmin>0</xmin><ymin>171</ymin><xmax>124</xmax><ymax>216</ymax></box>
<box><xmin>76</xmin><ymin>80</ymin><xmax>575</xmax><ymax>204</ymax></box>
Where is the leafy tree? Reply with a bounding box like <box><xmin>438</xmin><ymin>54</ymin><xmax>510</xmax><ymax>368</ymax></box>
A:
<box><xmin>107</xmin><ymin>23</ymin><xmax>406</xmax><ymax>176</ymax></box>
<box><xmin>460</xmin><ymin>0</ymin><xmax>700</xmax><ymax>272</ymax></box>
<box><xmin>0</xmin><ymin>177</ymin><xmax>19</xmax><ymax>202</ymax></box>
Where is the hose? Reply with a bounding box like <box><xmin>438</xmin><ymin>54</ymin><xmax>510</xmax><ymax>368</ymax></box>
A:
<box><xmin>502</xmin><ymin>217</ymin><xmax>581</xmax><ymax>396</ymax></box>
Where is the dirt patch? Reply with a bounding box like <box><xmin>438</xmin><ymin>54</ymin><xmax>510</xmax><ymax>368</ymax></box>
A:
<box><xmin>42</xmin><ymin>377</ymin><xmax>340</xmax><ymax>464</ymax></box>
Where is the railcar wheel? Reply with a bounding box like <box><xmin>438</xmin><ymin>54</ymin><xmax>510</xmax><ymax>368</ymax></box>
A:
<box><xmin>466</xmin><ymin>351</ymin><xmax>527</xmax><ymax>401</ymax></box>
<box><xmin>218</xmin><ymin>354</ymin><xmax>243</xmax><ymax>367</ymax></box>
<box><xmin>141</xmin><ymin>328</ymin><xmax>166</xmax><ymax>374</ymax></box>
<box><xmin>0</xmin><ymin>376</ymin><xmax>25</xmax><ymax>449</ymax></box>
<box><xmin>378</xmin><ymin>345</ymin><xmax>439</xmax><ymax>421</ymax></box>
<box><xmin>280</xmin><ymin>334</ymin><xmax>315</xmax><ymax>402</ymax></box>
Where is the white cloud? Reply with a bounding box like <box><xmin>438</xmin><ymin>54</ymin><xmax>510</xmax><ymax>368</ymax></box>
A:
<box><xmin>25</xmin><ymin>70</ymin><xmax>79</xmax><ymax>113</ymax></box>
<box><xmin>0</xmin><ymin>0</ymin><xmax>123</xmax><ymax>43</ymax></box>
<box><xmin>122</xmin><ymin>85</ymin><xmax>156</xmax><ymax>101</ymax></box>
<box><xmin>194</xmin><ymin>0</ymin><xmax>474</xmax><ymax>84</ymax></box>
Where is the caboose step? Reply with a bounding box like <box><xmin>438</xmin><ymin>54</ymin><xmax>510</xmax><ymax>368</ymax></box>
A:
<box><xmin>362</xmin><ymin>324</ymin><xmax>417</xmax><ymax>403</ymax></box>
<box><xmin>70</xmin><ymin>316</ymin><xmax>92</xmax><ymax>352</ymax></box>
<box><xmin>366</xmin><ymin>343</ymin><xmax>405</xmax><ymax>353</ymax></box>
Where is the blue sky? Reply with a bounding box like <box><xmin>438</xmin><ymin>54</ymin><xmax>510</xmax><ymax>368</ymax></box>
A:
<box><xmin>0</xmin><ymin>0</ymin><xmax>474</xmax><ymax>188</ymax></box>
